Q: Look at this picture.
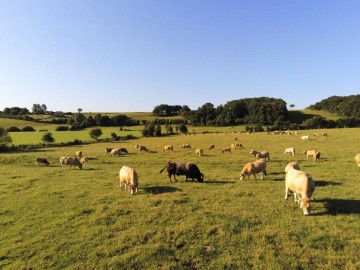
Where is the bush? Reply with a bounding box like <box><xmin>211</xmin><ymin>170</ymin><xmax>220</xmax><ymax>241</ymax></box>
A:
<box><xmin>22</xmin><ymin>126</ymin><xmax>35</xmax><ymax>132</ymax></box>
<box><xmin>56</xmin><ymin>126</ymin><xmax>69</xmax><ymax>131</ymax></box>
<box><xmin>7</xmin><ymin>127</ymin><xmax>21</xmax><ymax>132</ymax></box>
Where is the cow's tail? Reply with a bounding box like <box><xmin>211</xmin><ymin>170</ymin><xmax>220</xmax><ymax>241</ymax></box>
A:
<box><xmin>159</xmin><ymin>163</ymin><xmax>168</xmax><ymax>174</ymax></box>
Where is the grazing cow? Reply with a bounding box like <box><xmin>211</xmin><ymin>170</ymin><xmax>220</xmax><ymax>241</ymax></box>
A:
<box><xmin>159</xmin><ymin>161</ymin><xmax>204</xmax><ymax>182</ymax></box>
<box><xmin>75</xmin><ymin>151</ymin><xmax>82</xmax><ymax>158</ymax></box>
<box><xmin>231</xmin><ymin>143</ymin><xmax>243</xmax><ymax>150</ymax></box>
<box><xmin>250</xmin><ymin>150</ymin><xmax>270</xmax><ymax>161</ymax></box>
<box><xmin>313</xmin><ymin>151</ymin><xmax>321</xmax><ymax>162</ymax></box>
<box><xmin>222</xmin><ymin>147</ymin><xmax>231</xmax><ymax>153</ymax></box>
<box><xmin>195</xmin><ymin>148</ymin><xmax>203</xmax><ymax>156</ymax></box>
<box><xmin>355</xmin><ymin>154</ymin><xmax>360</xmax><ymax>167</ymax></box>
<box><xmin>110</xmin><ymin>148</ymin><xmax>121</xmax><ymax>156</ymax></box>
<box><xmin>285</xmin><ymin>168</ymin><xmax>315</xmax><ymax>215</ymax></box>
<box><xmin>239</xmin><ymin>160</ymin><xmax>267</xmax><ymax>180</ymax></box>
<box><xmin>181</xmin><ymin>144</ymin><xmax>191</xmax><ymax>149</ymax></box>
<box><xmin>105</xmin><ymin>148</ymin><xmax>114</xmax><ymax>155</ymax></box>
<box><xmin>284</xmin><ymin>162</ymin><xmax>300</xmax><ymax>173</ymax></box>
<box><xmin>36</xmin><ymin>158</ymin><xmax>49</xmax><ymax>166</ymax></box>
<box><xmin>303</xmin><ymin>150</ymin><xmax>317</xmax><ymax>159</ymax></box>
<box><xmin>284</xmin><ymin>147</ymin><xmax>295</xmax><ymax>155</ymax></box>
<box><xmin>301</xmin><ymin>135</ymin><xmax>310</xmax><ymax>141</ymax></box>
<box><xmin>208</xmin><ymin>144</ymin><xmax>215</xmax><ymax>150</ymax></box>
<box><xmin>119</xmin><ymin>148</ymin><xmax>128</xmax><ymax>154</ymax></box>
<box><xmin>119</xmin><ymin>166</ymin><xmax>139</xmax><ymax>195</ymax></box>
<box><xmin>321</xmin><ymin>133</ymin><xmax>328</xmax><ymax>137</ymax></box>
<box><xmin>135</xmin><ymin>144</ymin><xmax>148</xmax><ymax>152</ymax></box>
<box><xmin>163</xmin><ymin>145</ymin><xmax>174</xmax><ymax>152</ymax></box>
<box><xmin>59</xmin><ymin>156</ymin><xmax>86</xmax><ymax>170</ymax></box>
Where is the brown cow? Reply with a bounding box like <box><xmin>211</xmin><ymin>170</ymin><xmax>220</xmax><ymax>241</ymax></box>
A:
<box><xmin>239</xmin><ymin>160</ymin><xmax>267</xmax><ymax>180</ymax></box>
<box><xmin>60</xmin><ymin>156</ymin><xmax>86</xmax><ymax>170</ymax></box>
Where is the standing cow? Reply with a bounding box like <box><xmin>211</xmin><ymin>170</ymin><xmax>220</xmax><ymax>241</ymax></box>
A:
<box><xmin>159</xmin><ymin>162</ymin><xmax>204</xmax><ymax>182</ymax></box>
<box><xmin>119</xmin><ymin>166</ymin><xmax>139</xmax><ymax>195</ymax></box>
<box><xmin>239</xmin><ymin>160</ymin><xmax>267</xmax><ymax>180</ymax></box>
<box><xmin>285</xmin><ymin>168</ymin><xmax>315</xmax><ymax>215</ymax></box>
<box><xmin>36</xmin><ymin>158</ymin><xmax>50</xmax><ymax>166</ymax></box>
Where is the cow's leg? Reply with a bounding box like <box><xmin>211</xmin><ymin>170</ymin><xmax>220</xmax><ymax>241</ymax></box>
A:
<box><xmin>285</xmin><ymin>186</ymin><xmax>289</xmax><ymax>200</ymax></box>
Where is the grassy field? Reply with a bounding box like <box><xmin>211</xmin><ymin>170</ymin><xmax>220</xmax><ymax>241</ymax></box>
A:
<box><xmin>1</xmin><ymin>124</ymin><xmax>359</xmax><ymax>269</ymax></box>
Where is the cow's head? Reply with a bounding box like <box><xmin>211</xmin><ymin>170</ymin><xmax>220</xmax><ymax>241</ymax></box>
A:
<box><xmin>197</xmin><ymin>173</ymin><xmax>204</xmax><ymax>182</ymax></box>
<box><xmin>300</xmin><ymin>198</ymin><xmax>311</xmax><ymax>215</ymax></box>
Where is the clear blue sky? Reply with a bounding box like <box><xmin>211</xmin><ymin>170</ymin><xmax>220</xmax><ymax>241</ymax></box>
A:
<box><xmin>1</xmin><ymin>0</ymin><xmax>359</xmax><ymax>113</ymax></box>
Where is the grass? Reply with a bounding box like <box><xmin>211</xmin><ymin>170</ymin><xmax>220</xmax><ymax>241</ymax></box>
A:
<box><xmin>0</xmin><ymin>126</ymin><xmax>359</xmax><ymax>269</ymax></box>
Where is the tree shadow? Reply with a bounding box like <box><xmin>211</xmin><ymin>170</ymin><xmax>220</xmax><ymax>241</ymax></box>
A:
<box><xmin>142</xmin><ymin>186</ymin><xmax>182</xmax><ymax>195</ymax></box>
<box><xmin>315</xmin><ymin>180</ymin><xmax>342</xmax><ymax>187</ymax></box>
<box><xmin>314</xmin><ymin>198</ymin><xmax>360</xmax><ymax>215</ymax></box>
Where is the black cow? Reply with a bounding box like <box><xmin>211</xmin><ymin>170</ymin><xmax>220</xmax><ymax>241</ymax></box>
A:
<box><xmin>160</xmin><ymin>161</ymin><xmax>204</xmax><ymax>183</ymax></box>
<box><xmin>36</xmin><ymin>158</ymin><xmax>50</xmax><ymax>166</ymax></box>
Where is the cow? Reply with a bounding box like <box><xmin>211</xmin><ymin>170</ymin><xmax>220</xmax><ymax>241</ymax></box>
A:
<box><xmin>119</xmin><ymin>148</ymin><xmax>128</xmax><ymax>154</ymax></box>
<box><xmin>159</xmin><ymin>162</ymin><xmax>204</xmax><ymax>183</ymax></box>
<box><xmin>284</xmin><ymin>147</ymin><xmax>295</xmax><ymax>155</ymax></box>
<box><xmin>75</xmin><ymin>151</ymin><xmax>82</xmax><ymax>158</ymax></box>
<box><xmin>36</xmin><ymin>158</ymin><xmax>49</xmax><ymax>166</ymax></box>
<box><xmin>303</xmin><ymin>150</ymin><xmax>317</xmax><ymax>159</ymax></box>
<box><xmin>110</xmin><ymin>148</ymin><xmax>121</xmax><ymax>156</ymax></box>
<box><xmin>301</xmin><ymin>135</ymin><xmax>310</xmax><ymax>141</ymax></box>
<box><xmin>181</xmin><ymin>144</ymin><xmax>191</xmax><ymax>149</ymax></box>
<box><xmin>250</xmin><ymin>150</ymin><xmax>270</xmax><ymax>161</ymax></box>
<box><xmin>208</xmin><ymin>144</ymin><xmax>215</xmax><ymax>150</ymax></box>
<box><xmin>119</xmin><ymin>166</ymin><xmax>139</xmax><ymax>195</ymax></box>
<box><xmin>59</xmin><ymin>156</ymin><xmax>86</xmax><ymax>170</ymax></box>
<box><xmin>195</xmin><ymin>148</ymin><xmax>203</xmax><ymax>156</ymax></box>
<box><xmin>135</xmin><ymin>144</ymin><xmax>148</xmax><ymax>152</ymax></box>
<box><xmin>105</xmin><ymin>148</ymin><xmax>114</xmax><ymax>155</ymax></box>
<box><xmin>239</xmin><ymin>159</ymin><xmax>267</xmax><ymax>180</ymax></box>
<box><xmin>313</xmin><ymin>151</ymin><xmax>321</xmax><ymax>162</ymax></box>
<box><xmin>231</xmin><ymin>143</ymin><xmax>243</xmax><ymax>150</ymax></box>
<box><xmin>222</xmin><ymin>147</ymin><xmax>231</xmax><ymax>153</ymax></box>
<box><xmin>355</xmin><ymin>154</ymin><xmax>360</xmax><ymax>167</ymax></box>
<box><xmin>284</xmin><ymin>162</ymin><xmax>300</xmax><ymax>173</ymax></box>
<box><xmin>285</xmin><ymin>168</ymin><xmax>315</xmax><ymax>215</ymax></box>
<box><xmin>163</xmin><ymin>145</ymin><xmax>174</xmax><ymax>152</ymax></box>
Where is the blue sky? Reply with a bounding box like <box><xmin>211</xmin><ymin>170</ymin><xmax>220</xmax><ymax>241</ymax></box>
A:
<box><xmin>1</xmin><ymin>0</ymin><xmax>359</xmax><ymax>113</ymax></box>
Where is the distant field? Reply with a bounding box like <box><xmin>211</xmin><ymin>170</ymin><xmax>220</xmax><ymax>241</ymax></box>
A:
<box><xmin>0</xmin><ymin>126</ymin><xmax>359</xmax><ymax>269</ymax></box>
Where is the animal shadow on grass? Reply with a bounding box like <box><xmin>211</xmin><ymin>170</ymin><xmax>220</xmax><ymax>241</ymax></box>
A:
<box><xmin>142</xmin><ymin>186</ymin><xmax>182</xmax><ymax>195</ymax></box>
<box><xmin>204</xmin><ymin>179</ymin><xmax>236</xmax><ymax>185</ymax></box>
<box><xmin>314</xmin><ymin>198</ymin><xmax>360</xmax><ymax>215</ymax></box>
<box><xmin>315</xmin><ymin>180</ymin><xmax>342</xmax><ymax>187</ymax></box>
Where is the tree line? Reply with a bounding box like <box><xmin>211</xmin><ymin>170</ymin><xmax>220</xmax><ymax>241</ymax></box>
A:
<box><xmin>308</xmin><ymin>95</ymin><xmax>360</xmax><ymax>118</ymax></box>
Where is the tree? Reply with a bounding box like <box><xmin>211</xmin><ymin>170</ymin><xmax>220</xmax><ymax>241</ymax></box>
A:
<box><xmin>32</xmin><ymin>104</ymin><xmax>47</xmax><ymax>114</ymax></box>
<box><xmin>289</xmin><ymin>104</ymin><xmax>295</xmax><ymax>109</ymax></box>
<box><xmin>0</xmin><ymin>127</ymin><xmax>12</xmax><ymax>146</ymax></box>
<box><xmin>178</xmin><ymin>124</ymin><xmax>188</xmax><ymax>134</ymax></box>
<box><xmin>42</xmin><ymin>132</ymin><xmax>55</xmax><ymax>143</ymax></box>
<box><xmin>89</xmin><ymin>128</ymin><xmax>103</xmax><ymax>140</ymax></box>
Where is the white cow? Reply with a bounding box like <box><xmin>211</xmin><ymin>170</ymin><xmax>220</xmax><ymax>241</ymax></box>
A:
<box><xmin>301</xmin><ymin>135</ymin><xmax>310</xmax><ymax>141</ymax></box>
<box><xmin>355</xmin><ymin>154</ymin><xmax>360</xmax><ymax>167</ymax></box>
<box><xmin>284</xmin><ymin>147</ymin><xmax>295</xmax><ymax>155</ymax></box>
<box><xmin>285</xmin><ymin>168</ymin><xmax>315</xmax><ymax>215</ymax></box>
<box><xmin>119</xmin><ymin>166</ymin><xmax>139</xmax><ymax>195</ymax></box>
<box><xmin>284</xmin><ymin>162</ymin><xmax>300</xmax><ymax>173</ymax></box>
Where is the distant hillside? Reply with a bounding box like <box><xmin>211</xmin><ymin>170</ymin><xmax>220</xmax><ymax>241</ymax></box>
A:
<box><xmin>286</xmin><ymin>109</ymin><xmax>340</xmax><ymax>124</ymax></box>
<box><xmin>307</xmin><ymin>95</ymin><xmax>360</xmax><ymax>118</ymax></box>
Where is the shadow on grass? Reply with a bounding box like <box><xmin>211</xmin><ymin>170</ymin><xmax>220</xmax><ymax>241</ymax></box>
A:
<box><xmin>142</xmin><ymin>186</ymin><xmax>182</xmax><ymax>194</ymax></box>
<box><xmin>315</xmin><ymin>180</ymin><xmax>342</xmax><ymax>187</ymax></box>
<box><xmin>204</xmin><ymin>180</ymin><xmax>237</xmax><ymax>184</ymax></box>
<box><xmin>314</xmin><ymin>198</ymin><xmax>360</xmax><ymax>215</ymax></box>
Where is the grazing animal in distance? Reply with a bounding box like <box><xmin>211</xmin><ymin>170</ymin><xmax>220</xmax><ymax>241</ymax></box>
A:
<box><xmin>239</xmin><ymin>160</ymin><xmax>267</xmax><ymax>180</ymax></box>
<box><xmin>195</xmin><ymin>148</ymin><xmax>203</xmax><ymax>156</ymax></box>
<box><xmin>313</xmin><ymin>151</ymin><xmax>321</xmax><ymax>162</ymax></box>
<box><xmin>231</xmin><ymin>143</ymin><xmax>243</xmax><ymax>150</ymax></box>
<box><xmin>105</xmin><ymin>148</ymin><xmax>114</xmax><ymax>155</ymax></box>
<box><xmin>36</xmin><ymin>158</ymin><xmax>49</xmax><ymax>166</ymax></box>
<box><xmin>135</xmin><ymin>144</ymin><xmax>148</xmax><ymax>152</ymax></box>
<box><xmin>159</xmin><ymin>161</ymin><xmax>204</xmax><ymax>183</ymax></box>
<box><xmin>60</xmin><ymin>156</ymin><xmax>86</xmax><ymax>170</ymax></box>
<box><xmin>222</xmin><ymin>147</ymin><xmax>231</xmax><ymax>154</ymax></box>
<box><xmin>208</xmin><ymin>144</ymin><xmax>215</xmax><ymax>150</ymax></box>
<box><xmin>301</xmin><ymin>135</ymin><xmax>310</xmax><ymax>141</ymax></box>
<box><xmin>163</xmin><ymin>145</ymin><xmax>174</xmax><ymax>152</ymax></box>
<box><xmin>285</xmin><ymin>168</ymin><xmax>315</xmax><ymax>215</ymax></box>
<box><xmin>181</xmin><ymin>144</ymin><xmax>191</xmax><ymax>149</ymax></box>
<box><xmin>75</xmin><ymin>151</ymin><xmax>82</xmax><ymax>158</ymax></box>
<box><xmin>119</xmin><ymin>166</ymin><xmax>139</xmax><ymax>195</ymax></box>
<box><xmin>250</xmin><ymin>150</ymin><xmax>270</xmax><ymax>161</ymax></box>
<box><xmin>284</xmin><ymin>147</ymin><xmax>295</xmax><ymax>155</ymax></box>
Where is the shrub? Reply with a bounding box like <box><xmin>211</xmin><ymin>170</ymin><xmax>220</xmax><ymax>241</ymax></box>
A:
<box><xmin>56</xmin><ymin>126</ymin><xmax>69</xmax><ymax>131</ymax></box>
<box><xmin>22</xmin><ymin>126</ymin><xmax>35</xmax><ymax>132</ymax></box>
<box><xmin>7</xmin><ymin>126</ymin><xmax>21</xmax><ymax>132</ymax></box>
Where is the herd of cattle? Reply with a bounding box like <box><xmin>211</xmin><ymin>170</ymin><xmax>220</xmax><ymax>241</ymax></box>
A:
<box><xmin>34</xmin><ymin>138</ymin><xmax>360</xmax><ymax>216</ymax></box>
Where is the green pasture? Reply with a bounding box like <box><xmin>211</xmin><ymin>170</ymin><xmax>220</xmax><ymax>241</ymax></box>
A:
<box><xmin>0</xmin><ymin>127</ymin><xmax>360</xmax><ymax>269</ymax></box>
